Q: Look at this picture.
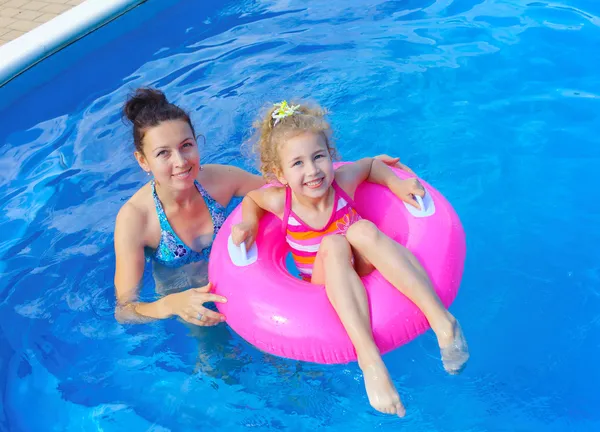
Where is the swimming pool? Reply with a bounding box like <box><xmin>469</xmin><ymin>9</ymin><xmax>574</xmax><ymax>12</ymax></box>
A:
<box><xmin>1</xmin><ymin>0</ymin><xmax>599</xmax><ymax>430</ymax></box>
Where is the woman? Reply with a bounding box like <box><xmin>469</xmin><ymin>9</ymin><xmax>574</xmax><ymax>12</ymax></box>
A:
<box><xmin>113</xmin><ymin>87</ymin><xmax>413</xmax><ymax>326</ymax></box>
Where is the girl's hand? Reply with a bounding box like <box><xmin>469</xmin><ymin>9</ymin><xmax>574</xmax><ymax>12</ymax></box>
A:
<box><xmin>373</xmin><ymin>154</ymin><xmax>416</xmax><ymax>175</ymax></box>
<box><xmin>231</xmin><ymin>221</ymin><xmax>258</xmax><ymax>249</ymax></box>
<box><xmin>165</xmin><ymin>283</ymin><xmax>227</xmax><ymax>326</ymax></box>
<box><xmin>395</xmin><ymin>178</ymin><xmax>426</xmax><ymax>209</ymax></box>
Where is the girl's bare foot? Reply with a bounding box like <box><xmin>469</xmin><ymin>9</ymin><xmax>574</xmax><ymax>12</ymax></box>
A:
<box><xmin>359</xmin><ymin>355</ymin><xmax>406</xmax><ymax>417</ymax></box>
<box><xmin>432</xmin><ymin>314</ymin><xmax>470</xmax><ymax>374</ymax></box>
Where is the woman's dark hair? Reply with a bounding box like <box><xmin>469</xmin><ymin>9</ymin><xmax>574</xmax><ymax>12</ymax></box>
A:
<box><xmin>123</xmin><ymin>87</ymin><xmax>196</xmax><ymax>153</ymax></box>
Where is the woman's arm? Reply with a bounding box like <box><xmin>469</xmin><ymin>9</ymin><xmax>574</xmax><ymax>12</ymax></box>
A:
<box><xmin>231</xmin><ymin>168</ymin><xmax>268</xmax><ymax>197</ymax></box>
<box><xmin>114</xmin><ymin>204</ymin><xmax>172</xmax><ymax>323</ymax></box>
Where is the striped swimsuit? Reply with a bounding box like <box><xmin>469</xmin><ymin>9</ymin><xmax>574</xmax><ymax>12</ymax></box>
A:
<box><xmin>282</xmin><ymin>181</ymin><xmax>362</xmax><ymax>280</ymax></box>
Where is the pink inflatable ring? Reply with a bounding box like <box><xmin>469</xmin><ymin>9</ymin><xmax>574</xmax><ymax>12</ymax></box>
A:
<box><xmin>208</xmin><ymin>163</ymin><xmax>466</xmax><ymax>364</ymax></box>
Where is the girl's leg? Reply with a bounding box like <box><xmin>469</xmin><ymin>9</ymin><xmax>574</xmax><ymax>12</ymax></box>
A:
<box><xmin>311</xmin><ymin>235</ymin><xmax>405</xmax><ymax>417</ymax></box>
<box><xmin>346</xmin><ymin>220</ymin><xmax>469</xmax><ymax>374</ymax></box>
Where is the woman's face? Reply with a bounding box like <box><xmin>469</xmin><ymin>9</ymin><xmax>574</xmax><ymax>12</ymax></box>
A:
<box><xmin>135</xmin><ymin>119</ymin><xmax>200</xmax><ymax>191</ymax></box>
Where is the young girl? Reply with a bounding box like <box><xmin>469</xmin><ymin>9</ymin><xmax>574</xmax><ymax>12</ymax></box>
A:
<box><xmin>231</xmin><ymin>101</ymin><xmax>470</xmax><ymax>417</ymax></box>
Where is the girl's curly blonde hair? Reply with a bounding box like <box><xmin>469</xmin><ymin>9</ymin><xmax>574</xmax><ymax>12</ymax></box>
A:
<box><xmin>251</xmin><ymin>100</ymin><xmax>339</xmax><ymax>180</ymax></box>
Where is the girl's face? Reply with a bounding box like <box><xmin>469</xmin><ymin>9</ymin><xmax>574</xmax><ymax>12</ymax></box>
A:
<box><xmin>135</xmin><ymin>119</ymin><xmax>200</xmax><ymax>191</ymax></box>
<box><xmin>276</xmin><ymin>131</ymin><xmax>334</xmax><ymax>199</ymax></box>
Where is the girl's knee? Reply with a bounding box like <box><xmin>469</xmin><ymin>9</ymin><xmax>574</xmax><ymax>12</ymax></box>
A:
<box><xmin>346</xmin><ymin>219</ymin><xmax>379</xmax><ymax>246</ymax></box>
<box><xmin>320</xmin><ymin>235</ymin><xmax>352</xmax><ymax>261</ymax></box>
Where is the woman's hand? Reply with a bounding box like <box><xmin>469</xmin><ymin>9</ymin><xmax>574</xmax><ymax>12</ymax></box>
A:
<box><xmin>373</xmin><ymin>154</ymin><xmax>416</xmax><ymax>175</ymax></box>
<box><xmin>231</xmin><ymin>221</ymin><xmax>259</xmax><ymax>249</ymax></box>
<box><xmin>165</xmin><ymin>283</ymin><xmax>227</xmax><ymax>326</ymax></box>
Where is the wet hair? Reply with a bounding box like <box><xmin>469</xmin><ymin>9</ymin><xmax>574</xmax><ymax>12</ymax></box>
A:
<box><xmin>123</xmin><ymin>87</ymin><xmax>196</xmax><ymax>153</ymax></box>
<box><xmin>252</xmin><ymin>100</ymin><xmax>338</xmax><ymax>180</ymax></box>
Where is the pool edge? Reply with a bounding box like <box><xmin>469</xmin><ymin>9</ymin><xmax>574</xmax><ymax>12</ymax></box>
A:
<box><xmin>0</xmin><ymin>0</ymin><xmax>147</xmax><ymax>88</ymax></box>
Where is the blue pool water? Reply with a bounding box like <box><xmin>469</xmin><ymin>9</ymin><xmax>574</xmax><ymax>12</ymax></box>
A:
<box><xmin>1</xmin><ymin>0</ymin><xmax>599</xmax><ymax>430</ymax></box>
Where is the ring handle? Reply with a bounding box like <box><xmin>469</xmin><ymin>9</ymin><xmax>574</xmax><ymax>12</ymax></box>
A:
<box><xmin>404</xmin><ymin>190</ymin><xmax>436</xmax><ymax>218</ymax></box>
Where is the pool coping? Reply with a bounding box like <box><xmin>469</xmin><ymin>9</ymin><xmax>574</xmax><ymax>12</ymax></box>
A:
<box><xmin>0</xmin><ymin>0</ymin><xmax>147</xmax><ymax>87</ymax></box>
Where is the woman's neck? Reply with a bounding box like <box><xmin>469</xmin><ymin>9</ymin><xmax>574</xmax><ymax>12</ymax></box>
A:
<box><xmin>293</xmin><ymin>186</ymin><xmax>334</xmax><ymax>213</ymax></box>
<box><xmin>154</xmin><ymin>180</ymin><xmax>198</xmax><ymax>209</ymax></box>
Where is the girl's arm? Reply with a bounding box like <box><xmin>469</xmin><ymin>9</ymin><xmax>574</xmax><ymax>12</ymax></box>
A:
<box><xmin>367</xmin><ymin>159</ymin><xmax>426</xmax><ymax>209</ymax></box>
<box><xmin>231</xmin><ymin>187</ymin><xmax>285</xmax><ymax>248</ymax></box>
<box><xmin>372</xmin><ymin>154</ymin><xmax>416</xmax><ymax>175</ymax></box>
<box><xmin>336</xmin><ymin>158</ymin><xmax>425</xmax><ymax>209</ymax></box>
<box><xmin>241</xmin><ymin>190</ymin><xmax>266</xmax><ymax>227</ymax></box>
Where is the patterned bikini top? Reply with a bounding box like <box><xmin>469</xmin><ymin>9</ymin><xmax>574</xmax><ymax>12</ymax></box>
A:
<box><xmin>149</xmin><ymin>180</ymin><xmax>227</xmax><ymax>268</ymax></box>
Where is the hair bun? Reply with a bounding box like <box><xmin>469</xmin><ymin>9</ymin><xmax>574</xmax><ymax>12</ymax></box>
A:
<box><xmin>123</xmin><ymin>88</ymin><xmax>169</xmax><ymax>123</ymax></box>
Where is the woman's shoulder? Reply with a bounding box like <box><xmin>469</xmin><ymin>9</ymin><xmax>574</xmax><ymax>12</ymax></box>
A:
<box><xmin>195</xmin><ymin>164</ymin><xmax>233</xmax><ymax>204</ymax></box>
<box><xmin>196</xmin><ymin>163</ymin><xmax>265</xmax><ymax>205</ymax></box>
<box><xmin>115</xmin><ymin>183</ymin><xmax>153</xmax><ymax>235</ymax></box>
<box><xmin>198</xmin><ymin>163</ymin><xmax>251</xmax><ymax>184</ymax></box>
